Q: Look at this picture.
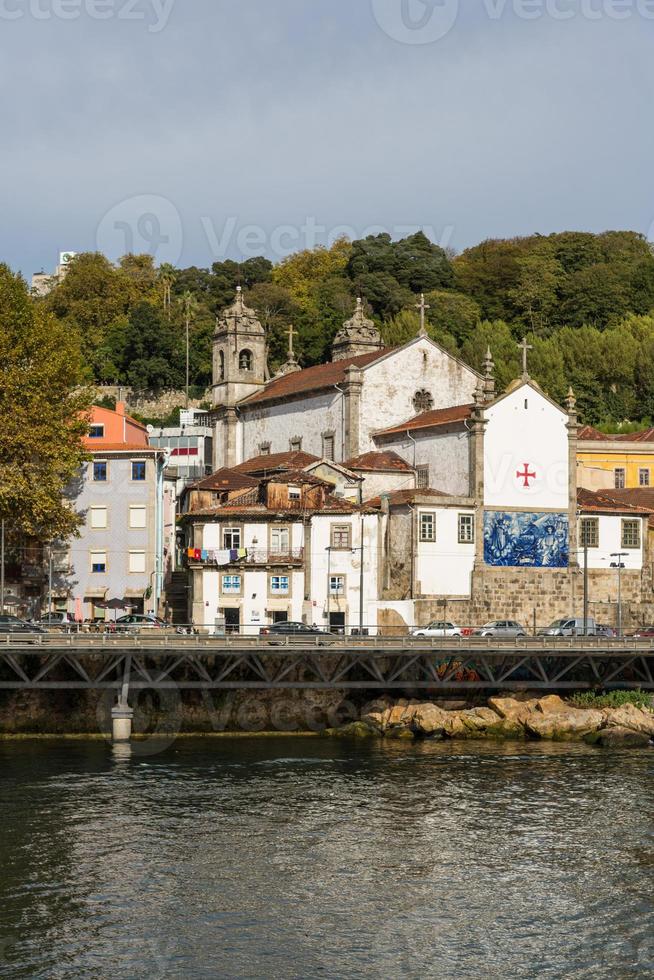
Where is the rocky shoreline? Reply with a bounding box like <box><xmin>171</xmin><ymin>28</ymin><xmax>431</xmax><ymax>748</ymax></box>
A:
<box><xmin>327</xmin><ymin>695</ymin><xmax>654</xmax><ymax>748</ymax></box>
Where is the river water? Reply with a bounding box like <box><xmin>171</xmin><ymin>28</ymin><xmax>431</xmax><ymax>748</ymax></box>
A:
<box><xmin>0</xmin><ymin>736</ymin><xmax>652</xmax><ymax>979</ymax></box>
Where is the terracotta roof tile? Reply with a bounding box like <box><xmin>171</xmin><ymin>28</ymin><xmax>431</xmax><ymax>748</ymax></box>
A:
<box><xmin>345</xmin><ymin>451</ymin><xmax>414</xmax><ymax>473</ymax></box>
<box><xmin>191</xmin><ymin>468</ymin><xmax>259</xmax><ymax>492</ymax></box>
<box><xmin>375</xmin><ymin>403</ymin><xmax>474</xmax><ymax>437</ymax></box>
<box><xmin>365</xmin><ymin>488</ymin><xmax>453</xmax><ymax>508</ymax></box>
<box><xmin>578</xmin><ymin>425</ymin><xmax>608</xmax><ymax>441</ymax></box>
<box><xmin>85</xmin><ymin>443</ymin><xmax>158</xmax><ymax>453</ymax></box>
<box><xmin>577</xmin><ymin>488</ymin><xmax>654</xmax><ymax>515</ymax></box>
<box><xmin>240</xmin><ymin>349</ymin><xmax>393</xmax><ymax>406</ymax></box>
<box><xmin>234</xmin><ymin>450</ymin><xmax>319</xmax><ymax>474</ymax></box>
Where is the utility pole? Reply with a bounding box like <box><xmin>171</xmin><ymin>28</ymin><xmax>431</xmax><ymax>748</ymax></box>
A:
<box><xmin>47</xmin><ymin>542</ymin><xmax>54</xmax><ymax>618</ymax></box>
<box><xmin>583</xmin><ymin>544</ymin><xmax>589</xmax><ymax>636</ymax></box>
<box><xmin>326</xmin><ymin>546</ymin><xmax>332</xmax><ymax>629</ymax></box>
<box><xmin>0</xmin><ymin>518</ymin><xmax>5</xmax><ymax>614</ymax></box>
<box><xmin>611</xmin><ymin>552</ymin><xmax>628</xmax><ymax>638</ymax></box>
<box><xmin>359</xmin><ymin>514</ymin><xmax>365</xmax><ymax>635</ymax></box>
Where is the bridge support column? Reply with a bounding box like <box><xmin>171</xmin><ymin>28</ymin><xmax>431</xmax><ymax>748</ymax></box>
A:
<box><xmin>111</xmin><ymin>703</ymin><xmax>134</xmax><ymax>743</ymax></box>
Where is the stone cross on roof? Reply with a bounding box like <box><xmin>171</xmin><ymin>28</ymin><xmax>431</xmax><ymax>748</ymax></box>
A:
<box><xmin>287</xmin><ymin>323</ymin><xmax>297</xmax><ymax>361</ymax></box>
<box><xmin>416</xmin><ymin>293</ymin><xmax>430</xmax><ymax>337</ymax></box>
<box><xmin>518</xmin><ymin>336</ymin><xmax>533</xmax><ymax>378</ymax></box>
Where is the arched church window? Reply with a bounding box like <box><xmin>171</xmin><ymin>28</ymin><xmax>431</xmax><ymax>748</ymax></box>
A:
<box><xmin>239</xmin><ymin>349</ymin><xmax>253</xmax><ymax>371</ymax></box>
<box><xmin>218</xmin><ymin>350</ymin><xmax>225</xmax><ymax>381</ymax></box>
<box><xmin>413</xmin><ymin>389</ymin><xmax>434</xmax><ymax>413</ymax></box>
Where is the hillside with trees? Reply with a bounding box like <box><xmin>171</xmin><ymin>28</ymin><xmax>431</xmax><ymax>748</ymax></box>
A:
<box><xmin>39</xmin><ymin>229</ymin><xmax>654</xmax><ymax>427</ymax></box>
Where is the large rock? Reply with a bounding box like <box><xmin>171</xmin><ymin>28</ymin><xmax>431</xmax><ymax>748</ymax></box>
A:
<box><xmin>589</xmin><ymin>727</ymin><xmax>652</xmax><ymax>749</ymax></box>
<box><xmin>525</xmin><ymin>707</ymin><xmax>604</xmax><ymax>740</ymax></box>
<box><xmin>325</xmin><ymin>721</ymin><xmax>376</xmax><ymax>738</ymax></box>
<box><xmin>412</xmin><ymin>703</ymin><xmax>450</xmax><ymax>737</ymax></box>
<box><xmin>603</xmin><ymin>704</ymin><xmax>654</xmax><ymax>737</ymax></box>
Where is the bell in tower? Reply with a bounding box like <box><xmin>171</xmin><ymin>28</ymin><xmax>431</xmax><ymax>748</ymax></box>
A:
<box><xmin>212</xmin><ymin>287</ymin><xmax>267</xmax><ymax>407</ymax></box>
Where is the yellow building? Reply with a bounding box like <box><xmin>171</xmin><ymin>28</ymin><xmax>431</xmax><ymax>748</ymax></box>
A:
<box><xmin>577</xmin><ymin>426</ymin><xmax>654</xmax><ymax>491</ymax></box>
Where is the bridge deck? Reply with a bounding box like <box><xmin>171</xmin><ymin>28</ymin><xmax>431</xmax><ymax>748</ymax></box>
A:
<box><xmin>0</xmin><ymin>636</ymin><xmax>652</xmax><ymax>691</ymax></box>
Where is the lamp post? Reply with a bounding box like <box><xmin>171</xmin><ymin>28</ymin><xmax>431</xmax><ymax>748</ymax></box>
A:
<box><xmin>610</xmin><ymin>552</ymin><xmax>628</xmax><ymax>638</ymax></box>
<box><xmin>359</xmin><ymin>513</ymin><xmax>365</xmax><ymax>635</ymax></box>
<box><xmin>326</xmin><ymin>545</ymin><xmax>332</xmax><ymax>629</ymax></box>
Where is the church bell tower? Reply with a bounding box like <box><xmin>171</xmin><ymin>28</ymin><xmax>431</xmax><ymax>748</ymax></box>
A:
<box><xmin>331</xmin><ymin>297</ymin><xmax>383</xmax><ymax>361</ymax></box>
<box><xmin>212</xmin><ymin>287</ymin><xmax>267</xmax><ymax>469</ymax></box>
<box><xmin>212</xmin><ymin>287</ymin><xmax>267</xmax><ymax>407</ymax></box>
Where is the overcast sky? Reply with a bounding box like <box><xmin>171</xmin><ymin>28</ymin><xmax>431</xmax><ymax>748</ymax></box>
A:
<box><xmin>3</xmin><ymin>0</ymin><xmax>654</xmax><ymax>277</ymax></box>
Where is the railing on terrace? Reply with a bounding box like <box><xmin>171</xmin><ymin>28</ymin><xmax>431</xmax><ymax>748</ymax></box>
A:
<box><xmin>186</xmin><ymin>548</ymin><xmax>305</xmax><ymax>567</ymax></box>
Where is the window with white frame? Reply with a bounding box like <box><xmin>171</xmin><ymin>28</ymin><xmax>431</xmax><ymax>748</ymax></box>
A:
<box><xmin>615</xmin><ymin>468</ymin><xmax>626</xmax><ymax>489</ymax></box>
<box><xmin>222</xmin><ymin>574</ymin><xmax>242</xmax><ymax>594</ymax></box>
<box><xmin>270</xmin><ymin>527</ymin><xmax>290</xmax><ymax>553</ymax></box>
<box><xmin>90</xmin><ymin>506</ymin><xmax>108</xmax><ymax>529</ymax></box>
<box><xmin>416</xmin><ymin>465</ymin><xmax>430</xmax><ymax>489</ymax></box>
<box><xmin>458</xmin><ymin>514</ymin><xmax>475</xmax><ymax>544</ymax></box>
<box><xmin>91</xmin><ymin>550</ymin><xmax>107</xmax><ymax>573</ymax></box>
<box><xmin>223</xmin><ymin>527</ymin><xmax>241</xmax><ymax>549</ymax></box>
<box><xmin>580</xmin><ymin>518</ymin><xmax>599</xmax><ymax>548</ymax></box>
<box><xmin>129</xmin><ymin>505</ymin><xmax>147</xmax><ymax>529</ymax></box>
<box><xmin>329</xmin><ymin>575</ymin><xmax>345</xmax><ymax>596</ymax></box>
<box><xmin>288</xmin><ymin>486</ymin><xmax>301</xmax><ymax>501</ymax></box>
<box><xmin>622</xmin><ymin>519</ymin><xmax>641</xmax><ymax>549</ymax></box>
<box><xmin>419</xmin><ymin>512</ymin><xmax>436</xmax><ymax>542</ymax></box>
<box><xmin>89</xmin><ymin>424</ymin><xmax>104</xmax><ymax>439</ymax></box>
<box><xmin>270</xmin><ymin>575</ymin><xmax>290</xmax><ymax>594</ymax></box>
<box><xmin>128</xmin><ymin>551</ymin><xmax>146</xmax><ymax>574</ymax></box>
<box><xmin>640</xmin><ymin>468</ymin><xmax>650</xmax><ymax>487</ymax></box>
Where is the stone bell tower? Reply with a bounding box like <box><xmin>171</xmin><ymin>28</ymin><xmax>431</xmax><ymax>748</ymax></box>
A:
<box><xmin>331</xmin><ymin>297</ymin><xmax>383</xmax><ymax>361</ymax></box>
<box><xmin>212</xmin><ymin>287</ymin><xmax>267</xmax><ymax>469</ymax></box>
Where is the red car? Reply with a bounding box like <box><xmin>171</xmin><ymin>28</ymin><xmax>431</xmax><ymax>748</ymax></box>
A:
<box><xmin>633</xmin><ymin>626</ymin><xmax>654</xmax><ymax>638</ymax></box>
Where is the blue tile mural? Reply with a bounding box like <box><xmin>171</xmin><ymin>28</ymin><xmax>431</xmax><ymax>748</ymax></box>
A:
<box><xmin>484</xmin><ymin>512</ymin><xmax>569</xmax><ymax>568</ymax></box>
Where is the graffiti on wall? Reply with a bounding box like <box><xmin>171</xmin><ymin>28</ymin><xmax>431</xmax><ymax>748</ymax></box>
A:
<box><xmin>484</xmin><ymin>512</ymin><xmax>569</xmax><ymax>568</ymax></box>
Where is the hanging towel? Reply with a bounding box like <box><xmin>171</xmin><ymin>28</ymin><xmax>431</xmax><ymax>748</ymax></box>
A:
<box><xmin>229</xmin><ymin>549</ymin><xmax>239</xmax><ymax>562</ymax></box>
<box><xmin>216</xmin><ymin>549</ymin><xmax>231</xmax><ymax>566</ymax></box>
<box><xmin>194</xmin><ymin>548</ymin><xmax>202</xmax><ymax>561</ymax></box>
<box><xmin>201</xmin><ymin>549</ymin><xmax>208</xmax><ymax>561</ymax></box>
<box><xmin>187</xmin><ymin>547</ymin><xmax>194</xmax><ymax>559</ymax></box>
<box><xmin>237</xmin><ymin>548</ymin><xmax>247</xmax><ymax>559</ymax></box>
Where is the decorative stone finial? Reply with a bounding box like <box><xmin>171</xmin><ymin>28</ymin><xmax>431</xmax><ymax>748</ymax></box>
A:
<box><xmin>331</xmin><ymin>296</ymin><xmax>383</xmax><ymax>361</ymax></box>
<box><xmin>566</xmin><ymin>386</ymin><xmax>577</xmax><ymax>413</ymax></box>
<box><xmin>482</xmin><ymin>346</ymin><xmax>496</xmax><ymax>402</ymax></box>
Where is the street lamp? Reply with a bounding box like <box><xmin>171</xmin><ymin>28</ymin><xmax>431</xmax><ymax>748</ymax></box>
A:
<box><xmin>610</xmin><ymin>552</ymin><xmax>628</xmax><ymax>638</ymax></box>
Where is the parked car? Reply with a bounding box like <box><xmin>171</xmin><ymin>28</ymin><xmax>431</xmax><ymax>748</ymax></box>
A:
<box><xmin>0</xmin><ymin>615</ymin><xmax>46</xmax><ymax>635</ymax></box>
<box><xmin>540</xmin><ymin>618</ymin><xmax>597</xmax><ymax>636</ymax></box>
<box><xmin>632</xmin><ymin>625</ymin><xmax>654</xmax><ymax>638</ymax></box>
<box><xmin>411</xmin><ymin>621</ymin><xmax>463</xmax><ymax>638</ymax></box>
<box><xmin>260</xmin><ymin>622</ymin><xmax>329</xmax><ymax>637</ymax></box>
<box><xmin>33</xmin><ymin>611</ymin><xmax>78</xmax><ymax>632</ymax></box>
<box><xmin>473</xmin><ymin>621</ymin><xmax>527</xmax><ymax>638</ymax></box>
<box><xmin>113</xmin><ymin>614</ymin><xmax>169</xmax><ymax>632</ymax></box>
<box><xmin>595</xmin><ymin>624</ymin><xmax>616</xmax><ymax>638</ymax></box>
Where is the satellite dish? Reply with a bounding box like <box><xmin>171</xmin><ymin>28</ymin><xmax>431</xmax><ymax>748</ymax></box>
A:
<box><xmin>147</xmin><ymin>424</ymin><xmax>154</xmax><ymax>434</ymax></box>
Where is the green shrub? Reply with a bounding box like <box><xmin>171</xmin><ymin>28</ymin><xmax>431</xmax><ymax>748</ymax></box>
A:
<box><xmin>569</xmin><ymin>690</ymin><xmax>653</xmax><ymax>710</ymax></box>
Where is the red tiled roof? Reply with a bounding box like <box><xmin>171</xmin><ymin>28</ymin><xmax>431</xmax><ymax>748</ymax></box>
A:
<box><xmin>234</xmin><ymin>450</ymin><xmax>320</xmax><ymax>474</ymax></box>
<box><xmin>85</xmin><ymin>443</ymin><xmax>158</xmax><ymax>453</ymax></box>
<box><xmin>240</xmin><ymin>349</ymin><xmax>393</xmax><ymax>406</ymax></box>
<box><xmin>375</xmin><ymin>403</ymin><xmax>474</xmax><ymax>437</ymax></box>
<box><xmin>578</xmin><ymin>425</ymin><xmax>607</xmax><ymax>441</ymax></box>
<box><xmin>259</xmin><ymin>469</ymin><xmax>328</xmax><ymax>487</ymax></box>
<box><xmin>191</xmin><ymin>468</ymin><xmax>258</xmax><ymax>492</ymax></box>
<box><xmin>614</xmin><ymin>428</ymin><xmax>654</xmax><ymax>443</ymax></box>
<box><xmin>578</xmin><ymin>425</ymin><xmax>654</xmax><ymax>444</ymax></box>
<box><xmin>345</xmin><ymin>451</ymin><xmax>414</xmax><ymax>473</ymax></box>
<box><xmin>577</xmin><ymin>488</ymin><xmax>654</xmax><ymax>515</ymax></box>
<box><xmin>365</xmin><ymin>488</ymin><xmax>453</xmax><ymax>508</ymax></box>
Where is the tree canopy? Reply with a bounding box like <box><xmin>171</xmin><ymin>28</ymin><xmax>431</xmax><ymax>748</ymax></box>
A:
<box><xmin>39</xmin><ymin>228</ymin><xmax>654</xmax><ymax>426</ymax></box>
<box><xmin>0</xmin><ymin>265</ymin><xmax>91</xmax><ymax>540</ymax></box>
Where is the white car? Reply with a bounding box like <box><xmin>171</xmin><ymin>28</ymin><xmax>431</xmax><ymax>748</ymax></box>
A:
<box><xmin>412</xmin><ymin>621</ymin><xmax>462</xmax><ymax>638</ymax></box>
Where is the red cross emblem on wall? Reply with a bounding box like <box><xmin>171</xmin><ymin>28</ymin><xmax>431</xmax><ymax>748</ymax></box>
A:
<box><xmin>517</xmin><ymin>463</ymin><xmax>536</xmax><ymax>488</ymax></box>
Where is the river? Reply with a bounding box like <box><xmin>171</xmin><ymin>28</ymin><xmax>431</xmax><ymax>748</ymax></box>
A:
<box><xmin>0</xmin><ymin>737</ymin><xmax>652</xmax><ymax>979</ymax></box>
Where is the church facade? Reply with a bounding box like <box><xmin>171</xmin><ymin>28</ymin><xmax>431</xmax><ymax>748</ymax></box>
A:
<box><xmin>205</xmin><ymin>290</ymin><xmax>654</xmax><ymax>630</ymax></box>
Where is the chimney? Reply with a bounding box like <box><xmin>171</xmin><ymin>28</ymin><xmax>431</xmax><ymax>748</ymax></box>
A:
<box><xmin>115</xmin><ymin>401</ymin><xmax>126</xmax><ymax>416</ymax></box>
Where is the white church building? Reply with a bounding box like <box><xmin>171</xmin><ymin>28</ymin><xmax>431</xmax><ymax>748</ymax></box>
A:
<box><xmin>195</xmin><ymin>289</ymin><xmax>653</xmax><ymax>632</ymax></box>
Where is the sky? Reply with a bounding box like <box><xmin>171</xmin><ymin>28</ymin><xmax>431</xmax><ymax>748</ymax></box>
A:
<box><xmin>2</xmin><ymin>0</ymin><xmax>654</xmax><ymax>278</ymax></box>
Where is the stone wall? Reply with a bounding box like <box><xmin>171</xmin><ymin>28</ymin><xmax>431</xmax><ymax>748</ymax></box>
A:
<box><xmin>95</xmin><ymin>386</ymin><xmax>211</xmax><ymax>420</ymax></box>
<box><xmin>415</xmin><ymin>565</ymin><xmax>654</xmax><ymax>631</ymax></box>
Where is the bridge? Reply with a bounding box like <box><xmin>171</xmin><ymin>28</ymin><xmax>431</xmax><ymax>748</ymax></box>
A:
<box><xmin>1</xmin><ymin>634</ymin><xmax>653</xmax><ymax>693</ymax></box>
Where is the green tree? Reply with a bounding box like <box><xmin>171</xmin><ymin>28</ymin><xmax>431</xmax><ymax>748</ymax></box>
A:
<box><xmin>0</xmin><ymin>265</ymin><xmax>91</xmax><ymax>539</ymax></box>
<box><xmin>425</xmin><ymin>289</ymin><xmax>481</xmax><ymax>344</ymax></box>
<box><xmin>123</xmin><ymin>303</ymin><xmax>184</xmax><ymax>390</ymax></box>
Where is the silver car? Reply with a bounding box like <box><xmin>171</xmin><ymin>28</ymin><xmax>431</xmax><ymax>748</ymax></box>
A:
<box><xmin>412</xmin><ymin>621</ymin><xmax>462</xmax><ymax>638</ymax></box>
<box><xmin>473</xmin><ymin>620</ymin><xmax>527</xmax><ymax>638</ymax></box>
